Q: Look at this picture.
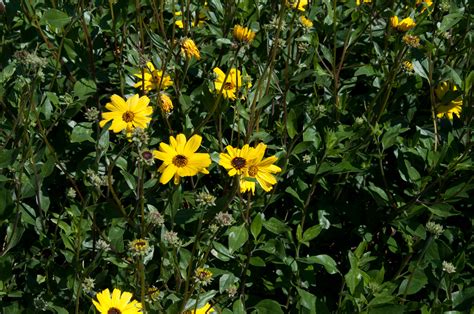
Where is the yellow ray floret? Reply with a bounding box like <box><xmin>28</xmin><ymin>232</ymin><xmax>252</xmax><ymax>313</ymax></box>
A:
<box><xmin>213</xmin><ymin>67</ymin><xmax>251</xmax><ymax>100</ymax></box>
<box><xmin>133</xmin><ymin>62</ymin><xmax>173</xmax><ymax>93</ymax></box>
<box><xmin>153</xmin><ymin>134</ymin><xmax>211</xmax><ymax>185</ymax></box>
<box><xmin>92</xmin><ymin>288</ymin><xmax>142</xmax><ymax>314</ymax></box>
<box><xmin>435</xmin><ymin>81</ymin><xmax>463</xmax><ymax>120</ymax></box>
<box><xmin>99</xmin><ymin>94</ymin><xmax>153</xmax><ymax>138</ymax></box>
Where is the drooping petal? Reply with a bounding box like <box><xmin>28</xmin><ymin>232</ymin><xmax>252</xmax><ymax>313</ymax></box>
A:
<box><xmin>160</xmin><ymin>164</ymin><xmax>178</xmax><ymax>184</ymax></box>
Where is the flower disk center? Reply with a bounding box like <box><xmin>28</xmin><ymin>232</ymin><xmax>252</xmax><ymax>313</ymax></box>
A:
<box><xmin>172</xmin><ymin>154</ymin><xmax>188</xmax><ymax>167</ymax></box>
<box><xmin>122</xmin><ymin>111</ymin><xmax>135</xmax><ymax>123</ymax></box>
<box><xmin>223</xmin><ymin>82</ymin><xmax>234</xmax><ymax>90</ymax></box>
<box><xmin>108</xmin><ymin>308</ymin><xmax>121</xmax><ymax>314</ymax></box>
<box><xmin>231</xmin><ymin>157</ymin><xmax>246</xmax><ymax>170</ymax></box>
<box><xmin>248</xmin><ymin>165</ymin><xmax>258</xmax><ymax>177</ymax></box>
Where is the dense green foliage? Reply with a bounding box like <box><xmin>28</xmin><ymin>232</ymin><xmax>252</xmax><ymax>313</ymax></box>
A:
<box><xmin>0</xmin><ymin>0</ymin><xmax>473</xmax><ymax>313</ymax></box>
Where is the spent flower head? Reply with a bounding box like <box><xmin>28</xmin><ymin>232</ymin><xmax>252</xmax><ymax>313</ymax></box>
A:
<box><xmin>402</xmin><ymin>34</ymin><xmax>421</xmax><ymax>48</ymax></box>
<box><xmin>442</xmin><ymin>261</ymin><xmax>456</xmax><ymax>274</ymax></box>
<box><xmin>215</xmin><ymin>212</ymin><xmax>234</xmax><ymax>226</ymax></box>
<box><xmin>164</xmin><ymin>230</ymin><xmax>181</xmax><ymax>247</ymax></box>
<box><xmin>140</xmin><ymin>149</ymin><xmax>155</xmax><ymax>166</ymax></box>
<box><xmin>159</xmin><ymin>93</ymin><xmax>174</xmax><ymax>114</ymax></box>
<box><xmin>196</xmin><ymin>190</ymin><xmax>217</xmax><ymax>207</ymax></box>
<box><xmin>426</xmin><ymin>221</ymin><xmax>444</xmax><ymax>238</ymax></box>
<box><xmin>194</xmin><ymin>267</ymin><xmax>213</xmax><ymax>286</ymax></box>
<box><xmin>85</xmin><ymin>107</ymin><xmax>100</xmax><ymax>121</ymax></box>
<box><xmin>129</xmin><ymin>239</ymin><xmax>151</xmax><ymax>256</ymax></box>
<box><xmin>147</xmin><ymin>210</ymin><xmax>165</xmax><ymax>226</ymax></box>
<box><xmin>82</xmin><ymin>277</ymin><xmax>95</xmax><ymax>294</ymax></box>
<box><xmin>97</xmin><ymin>239</ymin><xmax>111</xmax><ymax>251</ymax></box>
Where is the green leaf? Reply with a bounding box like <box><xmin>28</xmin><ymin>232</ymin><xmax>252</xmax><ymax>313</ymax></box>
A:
<box><xmin>263</xmin><ymin>217</ymin><xmax>290</xmax><ymax>234</ymax></box>
<box><xmin>228</xmin><ymin>224</ymin><xmax>248</xmax><ymax>253</ymax></box>
<box><xmin>287</xmin><ymin>109</ymin><xmax>297</xmax><ymax>139</ymax></box>
<box><xmin>120</xmin><ymin>170</ymin><xmax>137</xmax><ymax>192</ymax></box>
<box><xmin>219</xmin><ymin>273</ymin><xmax>237</xmax><ymax>293</ymax></box>
<box><xmin>232</xmin><ymin>299</ymin><xmax>246</xmax><ymax>314</ymax></box>
<box><xmin>297</xmin><ymin>255</ymin><xmax>339</xmax><ymax>274</ymax></box>
<box><xmin>0</xmin><ymin>149</ymin><xmax>16</xmax><ymax>168</ymax></box>
<box><xmin>398</xmin><ymin>268</ymin><xmax>428</xmax><ymax>295</ymax></box>
<box><xmin>70</xmin><ymin>122</ymin><xmax>94</xmax><ymax>143</ymax></box>
<box><xmin>41</xmin><ymin>9</ymin><xmax>71</xmax><ymax>28</ymax></box>
<box><xmin>251</xmin><ymin>213</ymin><xmax>263</xmax><ymax>240</ymax></box>
<box><xmin>426</xmin><ymin>203</ymin><xmax>460</xmax><ymax>217</ymax></box>
<box><xmin>438</xmin><ymin>13</ymin><xmax>463</xmax><ymax>33</ymax></box>
<box><xmin>296</xmin><ymin>287</ymin><xmax>316</xmax><ymax>314</ymax></box>
<box><xmin>302</xmin><ymin>225</ymin><xmax>322</xmax><ymax>242</ymax></box>
<box><xmin>255</xmin><ymin>299</ymin><xmax>284</xmax><ymax>314</ymax></box>
<box><xmin>74</xmin><ymin>79</ymin><xmax>97</xmax><ymax>100</ymax></box>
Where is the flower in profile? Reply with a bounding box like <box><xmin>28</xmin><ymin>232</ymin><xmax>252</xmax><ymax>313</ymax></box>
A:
<box><xmin>299</xmin><ymin>16</ymin><xmax>313</xmax><ymax>28</ymax></box>
<box><xmin>287</xmin><ymin>0</ymin><xmax>308</xmax><ymax>11</ymax></box>
<box><xmin>153</xmin><ymin>134</ymin><xmax>211</xmax><ymax>184</ymax></box>
<box><xmin>356</xmin><ymin>0</ymin><xmax>372</xmax><ymax>5</ymax></box>
<box><xmin>99</xmin><ymin>94</ymin><xmax>153</xmax><ymax>138</ymax></box>
<box><xmin>133</xmin><ymin>62</ymin><xmax>173</xmax><ymax>93</ymax></box>
<box><xmin>435</xmin><ymin>81</ymin><xmax>462</xmax><ymax>119</ymax></box>
<box><xmin>181</xmin><ymin>38</ymin><xmax>201</xmax><ymax>60</ymax></box>
<box><xmin>92</xmin><ymin>288</ymin><xmax>142</xmax><ymax>314</ymax></box>
<box><xmin>239</xmin><ymin>143</ymin><xmax>282</xmax><ymax>194</ymax></box>
<box><xmin>219</xmin><ymin>144</ymin><xmax>258</xmax><ymax>176</ymax></box>
<box><xmin>390</xmin><ymin>16</ymin><xmax>416</xmax><ymax>32</ymax></box>
<box><xmin>213</xmin><ymin>67</ymin><xmax>251</xmax><ymax>100</ymax></box>
<box><xmin>416</xmin><ymin>0</ymin><xmax>433</xmax><ymax>12</ymax></box>
<box><xmin>402</xmin><ymin>34</ymin><xmax>421</xmax><ymax>48</ymax></box>
<box><xmin>159</xmin><ymin>93</ymin><xmax>173</xmax><ymax>113</ymax></box>
<box><xmin>129</xmin><ymin>239</ymin><xmax>151</xmax><ymax>256</ymax></box>
<box><xmin>194</xmin><ymin>267</ymin><xmax>213</xmax><ymax>286</ymax></box>
<box><xmin>233</xmin><ymin>25</ymin><xmax>256</xmax><ymax>43</ymax></box>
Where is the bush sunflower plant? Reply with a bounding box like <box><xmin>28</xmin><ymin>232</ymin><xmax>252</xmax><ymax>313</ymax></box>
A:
<box><xmin>0</xmin><ymin>0</ymin><xmax>473</xmax><ymax>313</ymax></box>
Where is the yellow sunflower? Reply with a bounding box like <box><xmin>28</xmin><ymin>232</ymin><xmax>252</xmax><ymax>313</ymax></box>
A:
<box><xmin>390</xmin><ymin>16</ymin><xmax>416</xmax><ymax>32</ymax></box>
<box><xmin>181</xmin><ymin>38</ymin><xmax>201</xmax><ymax>60</ymax></box>
<box><xmin>416</xmin><ymin>0</ymin><xmax>433</xmax><ymax>12</ymax></box>
<box><xmin>99</xmin><ymin>94</ymin><xmax>153</xmax><ymax>138</ymax></box>
<box><xmin>299</xmin><ymin>16</ymin><xmax>313</xmax><ymax>28</ymax></box>
<box><xmin>185</xmin><ymin>303</ymin><xmax>215</xmax><ymax>314</ymax></box>
<box><xmin>287</xmin><ymin>0</ymin><xmax>308</xmax><ymax>11</ymax></box>
<box><xmin>92</xmin><ymin>288</ymin><xmax>142</xmax><ymax>314</ymax></box>
<box><xmin>213</xmin><ymin>67</ymin><xmax>251</xmax><ymax>100</ymax></box>
<box><xmin>133</xmin><ymin>62</ymin><xmax>173</xmax><ymax>93</ymax></box>
<box><xmin>159</xmin><ymin>93</ymin><xmax>173</xmax><ymax>113</ymax></box>
<box><xmin>240</xmin><ymin>143</ymin><xmax>282</xmax><ymax>194</ymax></box>
<box><xmin>233</xmin><ymin>25</ymin><xmax>256</xmax><ymax>43</ymax></box>
<box><xmin>219</xmin><ymin>144</ymin><xmax>259</xmax><ymax>176</ymax></box>
<box><xmin>435</xmin><ymin>81</ymin><xmax>463</xmax><ymax>119</ymax></box>
<box><xmin>153</xmin><ymin>134</ymin><xmax>211</xmax><ymax>185</ymax></box>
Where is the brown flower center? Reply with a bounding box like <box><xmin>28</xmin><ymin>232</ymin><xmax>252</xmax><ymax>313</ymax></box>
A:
<box><xmin>231</xmin><ymin>157</ymin><xmax>246</xmax><ymax>170</ymax></box>
<box><xmin>108</xmin><ymin>308</ymin><xmax>121</xmax><ymax>314</ymax></box>
<box><xmin>122</xmin><ymin>111</ymin><xmax>135</xmax><ymax>122</ymax></box>
<box><xmin>142</xmin><ymin>151</ymin><xmax>153</xmax><ymax>160</ymax></box>
<box><xmin>248</xmin><ymin>165</ymin><xmax>258</xmax><ymax>177</ymax></box>
<box><xmin>172</xmin><ymin>154</ymin><xmax>188</xmax><ymax>167</ymax></box>
<box><xmin>223</xmin><ymin>82</ymin><xmax>234</xmax><ymax>90</ymax></box>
